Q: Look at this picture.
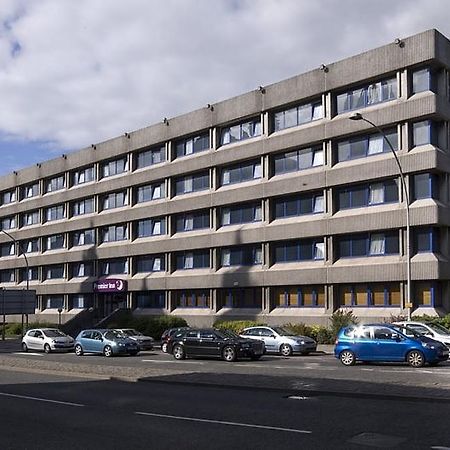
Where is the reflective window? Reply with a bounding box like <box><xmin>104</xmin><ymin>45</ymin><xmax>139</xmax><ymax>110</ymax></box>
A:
<box><xmin>413</xmin><ymin>173</ymin><xmax>438</xmax><ymax>200</ymax></box>
<box><xmin>136</xmin><ymin>145</ymin><xmax>165</xmax><ymax>169</ymax></box>
<box><xmin>0</xmin><ymin>242</ymin><xmax>14</xmax><ymax>257</ymax></box>
<box><xmin>175</xmin><ymin>171</ymin><xmax>209</xmax><ymax>195</ymax></box>
<box><xmin>136</xmin><ymin>291</ymin><xmax>165</xmax><ymax>308</ymax></box>
<box><xmin>414</xmin><ymin>227</ymin><xmax>439</xmax><ymax>253</ymax></box>
<box><xmin>44</xmin><ymin>264</ymin><xmax>65</xmax><ymax>280</ymax></box>
<box><xmin>72</xmin><ymin>197</ymin><xmax>95</xmax><ymax>216</ymax></box>
<box><xmin>176</xmin><ymin>250</ymin><xmax>210</xmax><ymax>270</ymax></box>
<box><xmin>1</xmin><ymin>216</ymin><xmax>16</xmax><ymax>230</ymax></box>
<box><xmin>274</xmin><ymin>147</ymin><xmax>323</xmax><ymax>175</ymax></box>
<box><xmin>72</xmin><ymin>229</ymin><xmax>95</xmax><ymax>247</ymax></box>
<box><xmin>273</xmin><ymin>100</ymin><xmax>322</xmax><ymax>132</ymax></box>
<box><xmin>70</xmin><ymin>262</ymin><xmax>94</xmax><ymax>278</ymax></box>
<box><xmin>221</xmin><ymin>245</ymin><xmax>262</xmax><ymax>267</ymax></box>
<box><xmin>340</xmin><ymin>283</ymin><xmax>401</xmax><ymax>307</ymax></box>
<box><xmin>21</xmin><ymin>182</ymin><xmax>39</xmax><ymax>199</ymax></box>
<box><xmin>100</xmin><ymin>258</ymin><xmax>128</xmax><ymax>275</ymax></box>
<box><xmin>273</xmin><ymin>285</ymin><xmax>325</xmax><ymax>307</ymax></box>
<box><xmin>19</xmin><ymin>267</ymin><xmax>38</xmax><ymax>282</ymax></box>
<box><xmin>22</xmin><ymin>210</ymin><xmax>40</xmax><ymax>226</ymax></box>
<box><xmin>135</xmin><ymin>255</ymin><xmax>165</xmax><ymax>272</ymax></box>
<box><xmin>102</xmin><ymin>191</ymin><xmax>127</xmax><ymax>210</ymax></box>
<box><xmin>45</xmin><ymin>175</ymin><xmax>65</xmax><ymax>193</ymax></box>
<box><xmin>1</xmin><ymin>189</ymin><xmax>16</xmax><ymax>205</ymax></box>
<box><xmin>221</xmin><ymin>202</ymin><xmax>262</xmax><ymax>226</ymax></box>
<box><xmin>72</xmin><ymin>166</ymin><xmax>95</xmax><ymax>186</ymax></box>
<box><xmin>412</xmin><ymin>120</ymin><xmax>437</xmax><ymax>147</ymax></box>
<box><xmin>274</xmin><ymin>192</ymin><xmax>324</xmax><ymax>218</ymax></box>
<box><xmin>220</xmin><ymin>118</ymin><xmax>261</xmax><ymax>145</ymax></box>
<box><xmin>43</xmin><ymin>295</ymin><xmax>64</xmax><ymax>309</ymax></box>
<box><xmin>412</xmin><ymin>68</ymin><xmax>432</xmax><ymax>94</ymax></box>
<box><xmin>101</xmin><ymin>157</ymin><xmax>128</xmax><ymax>178</ymax></box>
<box><xmin>45</xmin><ymin>234</ymin><xmax>65</xmax><ymax>251</ymax></box>
<box><xmin>338</xmin><ymin>232</ymin><xmax>399</xmax><ymax>257</ymax></box>
<box><xmin>136</xmin><ymin>182</ymin><xmax>165</xmax><ymax>203</ymax></box>
<box><xmin>273</xmin><ymin>239</ymin><xmax>325</xmax><ymax>262</ymax></box>
<box><xmin>136</xmin><ymin>218</ymin><xmax>165</xmax><ymax>238</ymax></box>
<box><xmin>45</xmin><ymin>204</ymin><xmax>65</xmax><ymax>222</ymax></box>
<box><xmin>175</xmin><ymin>132</ymin><xmax>210</xmax><ymax>157</ymax></box>
<box><xmin>101</xmin><ymin>224</ymin><xmax>127</xmax><ymax>243</ymax></box>
<box><xmin>174</xmin><ymin>290</ymin><xmax>210</xmax><ymax>308</ymax></box>
<box><xmin>221</xmin><ymin>160</ymin><xmax>262</xmax><ymax>185</ymax></box>
<box><xmin>175</xmin><ymin>210</ymin><xmax>210</xmax><ymax>233</ymax></box>
<box><xmin>22</xmin><ymin>238</ymin><xmax>39</xmax><ymax>253</ymax></box>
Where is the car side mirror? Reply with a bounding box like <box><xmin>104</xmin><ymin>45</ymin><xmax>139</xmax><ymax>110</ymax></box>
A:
<box><xmin>39</xmin><ymin>336</ymin><xmax>44</xmax><ymax>339</ymax></box>
<box><xmin>270</xmin><ymin>335</ymin><xmax>276</xmax><ymax>338</ymax></box>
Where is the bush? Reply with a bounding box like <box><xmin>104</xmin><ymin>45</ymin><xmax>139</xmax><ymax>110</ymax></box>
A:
<box><xmin>213</xmin><ymin>320</ymin><xmax>265</xmax><ymax>334</ymax></box>
<box><xmin>329</xmin><ymin>309</ymin><xmax>358</xmax><ymax>340</ymax></box>
<box><xmin>284</xmin><ymin>322</ymin><xmax>312</xmax><ymax>337</ymax></box>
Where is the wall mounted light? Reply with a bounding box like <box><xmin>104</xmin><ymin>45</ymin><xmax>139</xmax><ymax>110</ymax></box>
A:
<box><xmin>394</xmin><ymin>38</ymin><xmax>404</xmax><ymax>48</ymax></box>
<box><xmin>62</xmin><ymin>154</ymin><xmax>67</xmax><ymax>159</ymax></box>
<box><xmin>13</xmin><ymin>171</ymin><xmax>17</xmax><ymax>175</ymax></box>
<box><xmin>36</xmin><ymin>163</ymin><xmax>41</xmax><ymax>168</ymax></box>
<box><xmin>207</xmin><ymin>103</ymin><xmax>214</xmax><ymax>111</ymax></box>
<box><xmin>91</xmin><ymin>144</ymin><xmax>96</xmax><ymax>150</ymax></box>
<box><xmin>320</xmin><ymin>64</ymin><xmax>329</xmax><ymax>73</ymax></box>
<box><xmin>124</xmin><ymin>132</ymin><xmax>130</xmax><ymax>139</ymax></box>
<box><xmin>163</xmin><ymin>117</ymin><xmax>169</xmax><ymax>125</ymax></box>
<box><xmin>258</xmin><ymin>85</ymin><xmax>266</xmax><ymax>94</ymax></box>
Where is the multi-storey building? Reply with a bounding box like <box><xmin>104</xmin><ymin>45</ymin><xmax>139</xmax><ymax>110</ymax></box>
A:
<box><xmin>2</xmin><ymin>29</ymin><xmax>450</xmax><ymax>326</ymax></box>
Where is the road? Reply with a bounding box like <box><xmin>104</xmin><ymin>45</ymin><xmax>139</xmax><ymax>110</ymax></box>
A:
<box><xmin>0</xmin><ymin>369</ymin><xmax>449</xmax><ymax>450</ymax></box>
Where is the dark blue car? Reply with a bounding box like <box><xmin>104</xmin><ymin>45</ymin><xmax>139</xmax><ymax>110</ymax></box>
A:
<box><xmin>334</xmin><ymin>323</ymin><xmax>448</xmax><ymax>367</ymax></box>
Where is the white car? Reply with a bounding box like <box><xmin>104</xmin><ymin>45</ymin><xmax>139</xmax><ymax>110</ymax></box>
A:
<box><xmin>393</xmin><ymin>321</ymin><xmax>450</xmax><ymax>349</ymax></box>
<box><xmin>22</xmin><ymin>328</ymin><xmax>75</xmax><ymax>353</ymax></box>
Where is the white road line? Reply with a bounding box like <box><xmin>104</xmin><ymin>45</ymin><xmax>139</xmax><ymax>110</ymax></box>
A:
<box><xmin>12</xmin><ymin>352</ymin><xmax>44</xmax><ymax>357</ymax></box>
<box><xmin>0</xmin><ymin>392</ymin><xmax>84</xmax><ymax>407</ymax></box>
<box><xmin>141</xmin><ymin>359</ymin><xmax>205</xmax><ymax>365</ymax></box>
<box><xmin>135</xmin><ymin>411</ymin><xmax>312</xmax><ymax>434</ymax></box>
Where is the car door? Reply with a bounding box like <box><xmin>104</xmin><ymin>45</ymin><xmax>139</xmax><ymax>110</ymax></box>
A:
<box><xmin>91</xmin><ymin>331</ymin><xmax>104</xmax><ymax>353</ymax></box>
<box><xmin>80</xmin><ymin>331</ymin><xmax>94</xmax><ymax>352</ymax></box>
<box><xmin>259</xmin><ymin>328</ymin><xmax>277</xmax><ymax>351</ymax></box>
<box><xmin>348</xmin><ymin>326</ymin><xmax>374</xmax><ymax>360</ymax></box>
<box><xmin>183</xmin><ymin>330</ymin><xmax>200</xmax><ymax>355</ymax></box>
<box><xmin>199</xmin><ymin>330</ymin><xmax>221</xmax><ymax>356</ymax></box>
<box><xmin>373</xmin><ymin>326</ymin><xmax>405</xmax><ymax>361</ymax></box>
<box><xmin>25</xmin><ymin>330</ymin><xmax>39</xmax><ymax>350</ymax></box>
<box><xmin>32</xmin><ymin>330</ymin><xmax>45</xmax><ymax>351</ymax></box>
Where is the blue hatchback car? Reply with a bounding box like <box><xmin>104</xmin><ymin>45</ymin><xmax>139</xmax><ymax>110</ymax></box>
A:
<box><xmin>334</xmin><ymin>323</ymin><xmax>448</xmax><ymax>367</ymax></box>
<box><xmin>74</xmin><ymin>329</ymin><xmax>140</xmax><ymax>357</ymax></box>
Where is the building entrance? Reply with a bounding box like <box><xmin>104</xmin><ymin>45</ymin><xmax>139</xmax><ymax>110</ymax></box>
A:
<box><xmin>100</xmin><ymin>294</ymin><xmax>127</xmax><ymax>318</ymax></box>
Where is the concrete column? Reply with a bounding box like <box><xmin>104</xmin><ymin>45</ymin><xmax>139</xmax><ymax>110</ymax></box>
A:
<box><xmin>212</xmin><ymin>248</ymin><xmax>218</xmax><ymax>271</ymax></box>
<box><xmin>324</xmin><ymin>140</ymin><xmax>332</xmax><ymax>167</ymax></box>
<box><xmin>263</xmin><ymin>242</ymin><xmax>270</xmax><ymax>269</ymax></box>
<box><xmin>323</xmin><ymin>93</ymin><xmax>332</xmax><ymax>119</ymax></box>
<box><xmin>167</xmin><ymin>141</ymin><xmax>174</xmax><ymax>162</ymax></box>
<box><xmin>326</xmin><ymin>285</ymin><xmax>335</xmax><ymax>313</ymax></box>
<box><xmin>399</xmin><ymin>69</ymin><xmax>408</xmax><ymax>99</ymax></box>
<box><xmin>212</xmin><ymin>207</ymin><xmax>218</xmax><ymax>231</ymax></box>
<box><xmin>263</xmin><ymin>286</ymin><xmax>271</xmax><ymax>313</ymax></box>
<box><xmin>211</xmin><ymin>128</ymin><xmax>217</xmax><ymax>151</ymax></box>
<box><xmin>263</xmin><ymin>154</ymin><xmax>270</xmax><ymax>179</ymax></box>
<box><xmin>262</xmin><ymin>111</ymin><xmax>269</xmax><ymax>136</ymax></box>
<box><xmin>211</xmin><ymin>288</ymin><xmax>217</xmax><ymax>311</ymax></box>
<box><xmin>167</xmin><ymin>290</ymin><xmax>174</xmax><ymax>312</ymax></box>
<box><xmin>263</xmin><ymin>198</ymin><xmax>270</xmax><ymax>223</ymax></box>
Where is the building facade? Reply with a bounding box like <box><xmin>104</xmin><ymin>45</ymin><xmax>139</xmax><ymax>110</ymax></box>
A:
<box><xmin>2</xmin><ymin>29</ymin><xmax>450</xmax><ymax>326</ymax></box>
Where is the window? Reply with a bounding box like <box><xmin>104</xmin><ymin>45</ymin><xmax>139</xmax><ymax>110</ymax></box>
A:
<box><xmin>136</xmin><ymin>218</ymin><xmax>165</xmax><ymax>238</ymax></box>
<box><xmin>45</xmin><ymin>234</ymin><xmax>65</xmax><ymax>251</ymax></box>
<box><xmin>337</xmin><ymin>179</ymin><xmax>398</xmax><ymax>209</ymax></box>
<box><xmin>175</xmin><ymin>132</ymin><xmax>210</xmax><ymax>157</ymax></box>
<box><xmin>1</xmin><ymin>216</ymin><xmax>16</xmax><ymax>230</ymax></box>
<box><xmin>273</xmin><ymin>100</ymin><xmax>322</xmax><ymax>132</ymax></box>
<box><xmin>21</xmin><ymin>182</ymin><xmax>39</xmax><ymax>199</ymax></box>
<box><xmin>22</xmin><ymin>238</ymin><xmax>39</xmax><ymax>253</ymax></box>
<box><xmin>274</xmin><ymin>239</ymin><xmax>324</xmax><ymax>262</ymax></box>
<box><xmin>412</xmin><ymin>120</ymin><xmax>437</xmax><ymax>147</ymax></box>
<box><xmin>175</xmin><ymin>210</ymin><xmax>210</xmax><ymax>232</ymax></box>
<box><xmin>175</xmin><ymin>171</ymin><xmax>209</xmax><ymax>195</ymax></box>
<box><xmin>274</xmin><ymin>193</ymin><xmax>324</xmax><ymax>219</ymax></box>
<box><xmin>176</xmin><ymin>250</ymin><xmax>210</xmax><ymax>270</ymax></box>
<box><xmin>136</xmin><ymin>145</ymin><xmax>165</xmax><ymax>169</ymax></box>
<box><xmin>19</xmin><ymin>267</ymin><xmax>38</xmax><ymax>282</ymax></box>
<box><xmin>336</xmin><ymin>129</ymin><xmax>398</xmax><ymax>162</ymax></box>
<box><xmin>412</xmin><ymin>68</ymin><xmax>432</xmax><ymax>94</ymax></box>
<box><xmin>22</xmin><ymin>210</ymin><xmax>40</xmax><ymax>226</ymax></box>
<box><xmin>43</xmin><ymin>295</ymin><xmax>64</xmax><ymax>309</ymax></box>
<box><xmin>273</xmin><ymin>286</ymin><xmax>325</xmax><ymax>307</ymax></box>
<box><xmin>45</xmin><ymin>175</ymin><xmax>65</xmax><ymax>193</ymax></box>
<box><xmin>175</xmin><ymin>290</ymin><xmax>210</xmax><ymax>308</ymax></box>
<box><xmin>72</xmin><ymin>197</ymin><xmax>95</xmax><ymax>216</ymax></box>
<box><xmin>273</xmin><ymin>147</ymin><xmax>323</xmax><ymax>175</ymax></box>
<box><xmin>101</xmin><ymin>157</ymin><xmax>128</xmax><ymax>178</ymax></box>
<box><xmin>44</xmin><ymin>264</ymin><xmax>65</xmax><ymax>280</ymax></box>
<box><xmin>415</xmin><ymin>281</ymin><xmax>440</xmax><ymax>307</ymax></box>
<box><xmin>136</xmin><ymin>291</ymin><xmax>165</xmax><ymax>308</ymax></box>
<box><xmin>0</xmin><ymin>242</ymin><xmax>14</xmax><ymax>257</ymax></box>
<box><xmin>100</xmin><ymin>258</ymin><xmax>128</xmax><ymax>275</ymax></box>
<box><xmin>102</xmin><ymin>191</ymin><xmax>127</xmax><ymax>210</ymax></box>
<box><xmin>414</xmin><ymin>227</ymin><xmax>439</xmax><ymax>253</ymax></box>
<box><xmin>338</xmin><ymin>231</ymin><xmax>399</xmax><ymax>257</ymax></box>
<box><xmin>101</xmin><ymin>224</ymin><xmax>127</xmax><ymax>243</ymax></box>
<box><xmin>135</xmin><ymin>255</ymin><xmax>165</xmax><ymax>273</ymax></box>
<box><xmin>1</xmin><ymin>189</ymin><xmax>16</xmax><ymax>205</ymax></box>
<box><xmin>0</xmin><ymin>269</ymin><xmax>15</xmax><ymax>283</ymax></box>
<box><xmin>70</xmin><ymin>262</ymin><xmax>93</xmax><ymax>278</ymax></box>
<box><xmin>221</xmin><ymin>160</ymin><xmax>262</xmax><ymax>185</ymax></box>
<box><xmin>336</xmin><ymin>77</ymin><xmax>397</xmax><ymax>114</ymax></box>
<box><xmin>217</xmin><ymin>288</ymin><xmax>261</xmax><ymax>309</ymax></box>
<box><xmin>72</xmin><ymin>229</ymin><xmax>95</xmax><ymax>247</ymax></box>
<box><xmin>221</xmin><ymin>245</ymin><xmax>262</xmax><ymax>267</ymax></box>
<box><xmin>70</xmin><ymin>294</ymin><xmax>93</xmax><ymax>309</ymax></box>
<box><xmin>136</xmin><ymin>182</ymin><xmax>165</xmax><ymax>203</ymax></box>
<box><xmin>221</xmin><ymin>202</ymin><xmax>262</xmax><ymax>225</ymax></box>
<box><xmin>72</xmin><ymin>166</ymin><xmax>95</xmax><ymax>185</ymax></box>
<box><xmin>45</xmin><ymin>204</ymin><xmax>65</xmax><ymax>222</ymax></box>
<box><xmin>413</xmin><ymin>173</ymin><xmax>438</xmax><ymax>200</ymax></box>
<box><xmin>340</xmin><ymin>283</ymin><xmax>401</xmax><ymax>307</ymax></box>
<box><xmin>220</xmin><ymin>117</ymin><xmax>261</xmax><ymax>145</ymax></box>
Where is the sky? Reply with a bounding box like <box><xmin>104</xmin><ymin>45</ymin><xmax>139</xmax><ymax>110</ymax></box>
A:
<box><xmin>0</xmin><ymin>0</ymin><xmax>449</xmax><ymax>176</ymax></box>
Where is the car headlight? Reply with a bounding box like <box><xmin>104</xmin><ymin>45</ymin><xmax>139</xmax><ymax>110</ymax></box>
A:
<box><xmin>299</xmin><ymin>340</ymin><xmax>305</xmax><ymax>345</ymax></box>
<box><xmin>52</xmin><ymin>340</ymin><xmax>57</xmax><ymax>343</ymax></box>
<box><xmin>117</xmin><ymin>342</ymin><xmax>125</xmax><ymax>347</ymax></box>
<box><xmin>422</xmin><ymin>342</ymin><xmax>435</xmax><ymax>349</ymax></box>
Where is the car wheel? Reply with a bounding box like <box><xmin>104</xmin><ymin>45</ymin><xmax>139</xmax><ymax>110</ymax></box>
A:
<box><xmin>280</xmin><ymin>343</ymin><xmax>293</xmax><ymax>357</ymax></box>
<box><xmin>222</xmin><ymin>346</ymin><xmax>237</xmax><ymax>362</ymax></box>
<box><xmin>22</xmin><ymin>342</ymin><xmax>28</xmax><ymax>352</ymax></box>
<box><xmin>75</xmin><ymin>344</ymin><xmax>83</xmax><ymax>356</ymax></box>
<box><xmin>407</xmin><ymin>350</ymin><xmax>425</xmax><ymax>368</ymax></box>
<box><xmin>339</xmin><ymin>350</ymin><xmax>356</xmax><ymax>366</ymax></box>
<box><xmin>44</xmin><ymin>344</ymin><xmax>51</xmax><ymax>354</ymax></box>
<box><xmin>103</xmin><ymin>345</ymin><xmax>113</xmax><ymax>357</ymax></box>
<box><xmin>161</xmin><ymin>342</ymin><xmax>168</xmax><ymax>353</ymax></box>
<box><xmin>172</xmin><ymin>344</ymin><xmax>185</xmax><ymax>360</ymax></box>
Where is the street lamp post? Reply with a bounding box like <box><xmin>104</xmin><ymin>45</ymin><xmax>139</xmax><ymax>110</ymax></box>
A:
<box><xmin>349</xmin><ymin>112</ymin><xmax>411</xmax><ymax>320</ymax></box>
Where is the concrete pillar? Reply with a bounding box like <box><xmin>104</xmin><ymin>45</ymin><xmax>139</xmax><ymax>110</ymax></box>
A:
<box><xmin>262</xmin><ymin>111</ymin><xmax>269</xmax><ymax>136</ymax></box>
<box><xmin>167</xmin><ymin>290</ymin><xmax>174</xmax><ymax>312</ymax></box>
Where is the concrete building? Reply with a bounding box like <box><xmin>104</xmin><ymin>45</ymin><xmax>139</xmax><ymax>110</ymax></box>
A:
<box><xmin>1</xmin><ymin>29</ymin><xmax>450</xmax><ymax>326</ymax></box>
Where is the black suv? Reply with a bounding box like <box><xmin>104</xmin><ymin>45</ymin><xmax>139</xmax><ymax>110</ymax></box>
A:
<box><xmin>168</xmin><ymin>328</ymin><xmax>265</xmax><ymax>362</ymax></box>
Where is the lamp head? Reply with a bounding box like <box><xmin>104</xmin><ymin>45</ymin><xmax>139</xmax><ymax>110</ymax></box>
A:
<box><xmin>349</xmin><ymin>112</ymin><xmax>363</xmax><ymax>121</ymax></box>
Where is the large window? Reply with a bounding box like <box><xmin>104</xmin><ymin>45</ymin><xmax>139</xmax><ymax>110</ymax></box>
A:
<box><xmin>44</xmin><ymin>264</ymin><xmax>65</xmax><ymax>280</ymax></box>
<box><xmin>136</xmin><ymin>182</ymin><xmax>164</xmax><ymax>203</ymax></box>
<box><xmin>414</xmin><ymin>227</ymin><xmax>439</xmax><ymax>253</ymax></box>
<box><xmin>221</xmin><ymin>202</ymin><xmax>262</xmax><ymax>226</ymax></box>
<box><xmin>273</xmin><ymin>239</ymin><xmax>324</xmax><ymax>262</ymax></box>
<box><xmin>338</xmin><ymin>232</ymin><xmax>399</xmax><ymax>258</ymax></box>
<box><xmin>337</xmin><ymin>77</ymin><xmax>397</xmax><ymax>114</ymax></box>
<box><xmin>22</xmin><ymin>238</ymin><xmax>39</xmax><ymax>253</ymax></box>
<box><xmin>273</xmin><ymin>100</ymin><xmax>322</xmax><ymax>132</ymax></box>
<box><xmin>135</xmin><ymin>254</ymin><xmax>165</xmax><ymax>273</ymax></box>
<box><xmin>336</xmin><ymin>129</ymin><xmax>398</xmax><ymax>162</ymax></box>
<box><xmin>340</xmin><ymin>283</ymin><xmax>401</xmax><ymax>307</ymax></box>
<box><xmin>70</xmin><ymin>262</ymin><xmax>94</xmax><ymax>278</ymax></box>
<box><xmin>101</xmin><ymin>224</ymin><xmax>127</xmax><ymax>243</ymax></box>
<box><xmin>72</xmin><ymin>197</ymin><xmax>95</xmax><ymax>216</ymax></box>
<box><xmin>175</xmin><ymin>171</ymin><xmax>209</xmax><ymax>195</ymax></box>
<box><xmin>1</xmin><ymin>216</ymin><xmax>16</xmax><ymax>230</ymax></box>
<box><xmin>1</xmin><ymin>189</ymin><xmax>16</xmax><ymax>205</ymax></box>
<box><xmin>175</xmin><ymin>132</ymin><xmax>210</xmax><ymax>157</ymax></box>
<box><xmin>45</xmin><ymin>175</ymin><xmax>65</xmax><ymax>193</ymax></box>
<box><xmin>99</xmin><ymin>258</ymin><xmax>128</xmax><ymax>275</ymax></box>
<box><xmin>136</xmin><ymin>291</ymin><xmax>165</xmax><ymax>308</ymax></box>
<box><xmin>415</xmin><ymin>281</ymin><xmax>440</xmax><ymax>307</ymax></box>
<box><xmin>43</xmin><ymin>295</ymin><xmax>64</xmax><ymax>309</ymax></box>
<box><xmin>221</xmin><ymin>245</ymin><xmax>262</xmax><ymax>267</ymax></box>
<box><xmin>221</xmin><ymin>160</ymin><xmax>261</xmax><ymax>185</ymax></box>
<box><xmin>273</xmin><ymin>147</ymin><xmax>323</xmax><ymax>175</ymax></box>
<box><xmin>0</xmin><ymin>242</ymin><xmax>14</xmax><ymax>257</ymax></box>
<box><xmin>101</xmin><ymin>157</ymin><xmax>128</xmax><ymax>178</ymax></box>
<box><xmin>217</xmin><ymin>288</ymin><xmax>261</xmax><ymax>309</ymax></box>
<box><xmin>72</xmin><ymin>166</ymin><xmax>95</xmax><ymax>186</ymax></box>
<box><xmin>337</xmin><ymin>179</ymin><xmax>398</xmax><ymax>210</ymax></box>
<box><xmin>175</xmin><ymin>210</ymin><xmax>210</xmax><ymax>233</ymax></box>
<box><xmin>136</xmin><ymin>218</ymin><xmax>165</xmax><ymax>238</ymax></box>
<box><xmin>136</xmin><ymin>145</ymin><xmax>165</xmax><ymax>169</ymax></box>
<box><xmin>174</xmin><ymin>290</ymin><xmax>210</xmax><ymax>308</ymax></box>
<box><xmin>412</xmin><ymin>120</ymin><xmax>438</xmax><ymax>147</ymax></box>
<box><xmin>21</xmin><ymin>182</ymin><xmax>39</xmax><ymax>199</ymax></box>
<box><xmin>45</xmin><ymin>234</ymin><xmax>65</xmax><ymax>251</ymax></box>
<box><xmin>220</xmin><ymin>117</ymin><xmax>261</xmax><ymax>145</ymax></box>
<box><xmin>22</xmin><ymin>210</ymin><xmax>40</xmax><ymax>227</ymax></box>
<box><xmin>45</xmin><ymin>205</ymin><xmax>65</xmax><ymax>222</ymax></box>
<box><xmin>70</xmin><ymin>294</ymin><xmax>93</xmax><ymax>309</ymax></box>
<box><xmin>413</xmin><ymin>173</ymin><xmax>438</xmax><ymax>200</ymax></box>
<box><xmin>175</xmin><ymin>250</ymin><xmax>210</xmax><ymax>270</ymax></box>
<box><xmin>274</xmin><ymin>193</ymin><xmax>324</xmax><ymax>219</ymax></box>
<box><xmin>0</xmin><ymin>269</ymin><xmax>15</xmax><ymax>283</ymax></box>
<box><xmin>102</xmin><ymin>191</ymin><xmax>128</xmax><ymax>210</ymax></box>
<box><xmin>72</xmin><ymin>229</ymin><xmax>95</xmax><ymax>247</ymax></box>
<box><xmin>19</xmin><ymin>267</ymin><xmax>38</xmax><ymax>282</ymax></box>
<box><xmin>273</xmin><ymin>286</ymin><xmax>325</xmax><ymax>307</ymax></box>
<box><xmin>412</xmin><ymin>68</ymin><xmax>433</xmax><ymax>94</ymax></box>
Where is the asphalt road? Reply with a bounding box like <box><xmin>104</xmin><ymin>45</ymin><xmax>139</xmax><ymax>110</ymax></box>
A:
<box><xmin>0</xmin><ymin>369</ymin><xmax>449</xmax><ymax>450</ymax></box>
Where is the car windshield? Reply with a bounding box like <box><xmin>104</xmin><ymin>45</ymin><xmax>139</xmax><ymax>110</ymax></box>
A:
<box><xmin>427</xmin><ymin>323</ymin><xmax>450</xmax><ymax>335</ymax></box>
<box><xmin>104</xmin><ymin>330</ymin><xmax>127</xmax><ymax>340</ymax></box>
<box><xmin>272</xmin><ymin>327</ymin><xmax>294</xmax><ymax>336</ymax></box>
<box><xmin>42</xmin><ymin>329</ymin><xmax>67</xmax><ymax>338</ymax></box>
<box><xmin>215</xmin><ymin>329</ymin><xmax>240</xmax><ymax>340</ymax></box>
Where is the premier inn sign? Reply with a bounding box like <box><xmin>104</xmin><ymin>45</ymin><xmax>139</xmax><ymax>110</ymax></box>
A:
<box><xmin>93</xmin><ymin>279</ymin><xmax>128</xmax><ymax>293</ymax></box>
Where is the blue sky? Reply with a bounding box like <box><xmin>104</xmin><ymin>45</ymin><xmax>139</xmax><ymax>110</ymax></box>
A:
<box><xmin>0</xmin><ymin>0</ymin><xmax>450</xmax><ymax>176</ymax></box>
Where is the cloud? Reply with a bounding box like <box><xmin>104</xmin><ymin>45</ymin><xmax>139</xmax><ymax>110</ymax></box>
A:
<box><xmin>0</xmin><ymin>0</ymin><xmax>449</xmax><ymax>170</ymax></box>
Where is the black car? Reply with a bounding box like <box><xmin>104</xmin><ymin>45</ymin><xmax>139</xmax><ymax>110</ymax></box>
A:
<box><xmin>168</xmin><ymin>328</ymin><xmax>265</xmax><ymax>362</ymax></box>
<box><xmin>160</xmin><ymin>327</ymin><xmax>190</xmax><ymax>353</ymax></box>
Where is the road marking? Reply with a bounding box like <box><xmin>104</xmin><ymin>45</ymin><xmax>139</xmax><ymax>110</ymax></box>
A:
<box><xmin>135</xmin><ymin>411</ymin><xmax>312</xmax><ymax>434</ymax></box>
<box><xmin>0</xmin><ymin>392</ymin><xmax>84</xmax><ymax>407</ymax></box>
<box><xmin>288</xmin><ymin>396</ymin><xmax>311</xmax><ymax>400</ymax></box>
<box><xmin>12</xmin><ymin>352</ymin><xmax>44</xmax><ymax>357</ymax></box>
<box><xmin>141</xmin><ymin>359</ymin><xmax>205</xmax><ymax>365</ymax></box>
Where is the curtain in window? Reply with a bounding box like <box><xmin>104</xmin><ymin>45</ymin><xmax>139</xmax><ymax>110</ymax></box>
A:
<box><xmin>152</xmin><ymin>186</ymin><xmax>161</xmax><ymax>199</ymax></box>
<box><xmin>368</xmin><ymin>135</ymin><xmax>384</xmax><ymax>154</ymax></box>
<box><xmin>314</xmin><ymin>242</ymin><xmax>325</xmax><ymax>260</ymax></box>
<box><xmin>222</xmin><ymin>169</ymin><xmax>230</xmax><ymax>185</ymax></box>
<box><xmin>274</xmin><ymin>112</ymin><xmax>284</xmax><ymax>131</ymax></box>
<box><xmin>184</xmin><ymin>253</ymin><xmax>193</xmax><ymax>269</ymax></box>
<box><xmin>253</xmin><ymin>162</ymin><xmax>262</xmax><ymax>178</ymax></box>
<box><xmin>222</xmin><ymin>209</ymin><xmax>231</xmax><ymax>225</ymax></box>
<box><xmin>367</xmin><ymin>82</ymin><xmax>381</xmax><ymax>104</ymax></box>
<box><xmin>184</xmin><ymin>216</ymin><xmax>193</xmax><ymax>231</ymax></box>
<box><xmin>254</xmin><ymin>247</ymin><xmax>262</xmax><ymax>264</ymax></box>
<box><xmin>369</xmin><ymin>183</ymin><xmax>384</xmax><ymax>204</ymax></box>
<box><xmin>229</xmin><ymin>125</ymin><xmax>241</xmax><ymax>142</ymax></box>
<box><xmin>254</xmin><ymin>121</ymin><xmax>262</xmax><ymax>136</ymax></box>
<box><xmin>253</xmin><ymin>206</ymin><xmax>262</xmax><ymax>221</ymax></box>
<box><xmin>312</xmin><ymin>103</ymin><xmax>323</xmax><ymax>120</ymax></box>
<box><xmin>153</xmin><ymin>258</ymin><xmax>161</xmax><ymax>271</ymax></box>
<box><xmin>314</xmin><ymin>195</ymin><xmax>324</xmax><ymax>213</ymax></box>
<box><xmin>370</xmin><ymin>234</ymin><xmax>385</xmax><ymax>255</ymax></box>
<box><xmin>222</xmin><ymin>249</ymin><xmax>231</xmax><ymax>266</ymax></box>
<box><xmin>184</xmin><ymin>177</ymin><xmax>193</xmax><ymax>193</ymax></box>
<box><xmin>221</xmin><ymin>129</ymin><xmax>230</xmax><ymax>145</ymax></box>
<box><xmin>313</xmin><ymin>149</ymin><xmax>324</xmax><ymax>166</ymax></box>
<box><xmin>152</xmin><ymin>221</ymin><xmax>161</xmax><ymax>235</ymax></box>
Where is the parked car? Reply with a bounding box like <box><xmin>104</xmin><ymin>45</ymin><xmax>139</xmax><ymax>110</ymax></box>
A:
<box><xmin>114</xmin><ymin>328</ymin><xmax>154</xmax><ymax>351</ymax></box>
<box><xmin>393</xmin><ymin>321</ymin><xmax>450</xmax><ymax>349</ymax></box>
<box><xmin>335</xmin><ymin>323</ymin><xmax>448</xmax><ymax>367</ymax></box>
<box><xmin>74</xmin><ymin>329</ymin><xmax>139</xmax><ymax>357</ymax></box>
<box><xmin>22</xmin><ymin>328</ymin><xmax>74</xmax><ymax>353</ymax></box>
<box><xmin>160</xmin><ymin>327</ymin><xmax>190</xmax><ymax>353</ymax></box>
<box><xmin>168</xmin><ymin>328</ymin><xmax>265</xmax><ymax>362</ymax></box>
<box><xmin>240</xmin><ymin>326</ymin><xmax>317</xmax><ymax>356</ymax></box>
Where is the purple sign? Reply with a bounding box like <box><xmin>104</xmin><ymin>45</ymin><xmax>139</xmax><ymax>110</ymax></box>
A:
<box><xmin>93</xmin><ymin>279</ymin><xmax>128</xmax><ymax>293</ymax></box>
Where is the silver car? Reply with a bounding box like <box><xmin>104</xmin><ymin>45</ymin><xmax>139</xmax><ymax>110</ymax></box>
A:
<box><xmin>240</xmin><ymin>326</ymin><xmax>317</xmax><ymax>356</ymax></box>
<box><xmin>22</xmin><ymin>328</ymin><xmax>74</xmax><ymax>353</ymax></box>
